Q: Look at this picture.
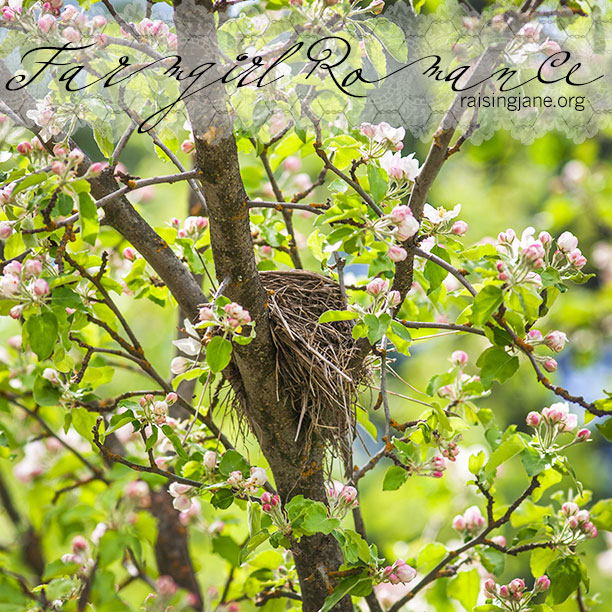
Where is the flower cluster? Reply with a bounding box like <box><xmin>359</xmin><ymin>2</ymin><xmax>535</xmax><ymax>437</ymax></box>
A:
<box><xmin>496</xmin><ymin>227</ymin><xmax>587</xmax><ymax>289</ymax></box>
<box><xmin>61</xmin><ymin>535</ymin><xmax>96</xmax><ymax>578</ymax></box>
<box><xmin>484</xmin><ymin>575</ymin><xmax>550</xmax><ymax>611</ymax></box>
<box><xmin>0</xmin><ymin>258</ymin><xmax>49</xmax><ymax>308</ymax></box>
<box><xmin>124</xmin><ymin>480</ymin><xmax>151</xmax><ymax>509</ymax></box>
<box><xmin>168</xmin><ymin>482</ymin><xmax>197</xmax><ymax>512</ymax></box>
<box><xmin>227</xmin><ymin>466</ymin><xmax>268</xmax><ymax>496</ymax></box>
<box><xmin>452</xmin><ymin>505</ymin><xmax>486</xmax><ymax>536</ymax></box>
<box><xmin>133</xmin><ymin>17</ymin><xmax>177</xmax><ymax>48</ymax></box>
<box><xmin>379</xmin><ymin>151</ymin><xmax>420</xmax><ymax>199</ymax></box>
<box><xmin>438</xmin><ymin>351</ymin><xmax>487</xmax><ymax>404</ymax></box>
<box><xmin>379</xmin><ymin>559</ymin><xmax>417</xmax><ymax>585</ymax></box>
<box><xmin>553</xmin><ymin>501</ymin><xmax>598</xmax><ymax>545</ymax></box>
<box><xmin>366</xmin><ymin>204</ymin><xmax>420</xmax><ymax>263</ymax></box>
<box><xmin>359</xmin><ymin>122</ymin><xmax>405</xmax><ymax>157</ymax></box>
<box><xmin>526</xmin><ymin>401</ymin><xmax>589</xmax><ymax>453</ymax></box>
<box><xmin>171</xmin><ymin>215</ymin><xmax>208</xmax><ymax>240</ymax></box>
<box><xmin>326</xmin><ymin>483</ymin><xmax>358</xmax><ymax>519</ymax></box>
<box><xmin>362</xmin><ymin>278</ymin><xmax>401</xmax><ymax>311</ymax></box>
<box><xmin>138</xmin><ymin>392</ymin><xmax>178</xmax><ymax>426</ymax></box>
<box><xmin>422</xmin><ymin>203</ymin><xmax>468</xmax><ymax>237</ymax></box>
<box><xmin>261</xmin><ymin>492</ymin><xmax>291</xmax><ymax>534</ymax></box>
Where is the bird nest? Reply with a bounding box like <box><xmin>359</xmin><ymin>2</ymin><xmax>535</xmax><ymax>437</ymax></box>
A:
<box><xmin>250</xmin><ymin>269</ymin><xmax>369</xmax><ymax>455</ymax></box>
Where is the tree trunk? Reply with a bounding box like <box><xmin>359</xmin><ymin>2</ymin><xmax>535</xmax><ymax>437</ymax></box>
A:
<box><xmin>172</xmin><ymin>2</ymin><xmax>351</xmax><ymax>609</ymax></box>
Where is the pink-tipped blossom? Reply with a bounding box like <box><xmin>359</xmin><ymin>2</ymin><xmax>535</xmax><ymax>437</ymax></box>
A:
<box><xmin>366</xmin><ymin>278</ymin><xmax>388</xmax><ymax>297</ymax></box>
<box><xmin>157</xmin><ymin>575</ymin><xmax>178</xmax><ymax>597</ymax></box>
<box><xmin>62</xmin><ymin>26</ymin><xmax>81</xmax><ymax>43</ymax></box>
<box><xmin>526</xmin><ymin>412</ymin><xmax>541</xmax><ymax>427</ymax></box>
<box><xmin>25</xmin><ymin>259</ymin><xmax>43</xmax><ymax>277</ymax></box>
<box><xmin>450</xmin><ymin>350</ymin><xmax>468</xmax><ymax>367</ymax></box>
<box><xmin>545</xmin><ymin>330</ymin><xmax>568</xmax><ymax>352</ymax></box>
<box><xmin>557</xmin><ymin>231</ymin><xmax>578</xmax><ymax>253</ymax></box>
<box><xmin>123</xmin><ymin>247</ymin><xmax>137</xmax><ymax>261</ymax></box>
<box><xmin>16</xmin><ymin>141</ymin><xmax>32</xmax><ymax>155</ymax></box>
<box><xmin>0</xmin><ymin>222</ymin><xmax>12</xmax><ymax>239</ymax></box>
<box><xmin>33</xmin><ymin>278</ymin><xmax>49</xmax><ymax>297</ymax></box>
<box><xmin>451</xmin><ymin>220</ymin><xmax>468</xmax><ymax>236</ymax></box>
<box><xmin>543</xmin><ymin>358</ymin><xmax>557</xmax><ymax>372</ymax></box>
<box><xmin>535</xmin><ymin>575</ymin><xmax>550</xmax><ymax>591</ymax></box>
<box><xmin>577</xmin><ymin>428</ymin><xmax>590</xmax><ymax>441</ymax></box>
<box><xmin>568</xmin><ymin>248</ymin><xmax>587</xmax><ymax>269</ymax></box>
<box><xmin>388</xmin><ymin>245</ymin><xmax>407</xmax><ymax>262</ymax></box>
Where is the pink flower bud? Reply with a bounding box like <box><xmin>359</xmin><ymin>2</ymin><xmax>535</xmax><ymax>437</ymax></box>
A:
<box><xmin>165</xmin><ymin>392</ymin><xmax>177</xmax><ymax>405</ymax></box>
<box><xmin>536</xmin><ymin>575</ymin><xmax>550</xmax><ymax>591</ymax></box>
<box><xmin>484</xmin><ymin>578</ymin><xmax>497</xmax><ymax>596</ymax></box>
<box><xmin>9</xmin><ymin>305</ymin><xmax>22</xmax><ymax>319</ymax></box>
<box><xmin>569</xmin><ymin>516</ymin><xmax>579</xmax><ymax>529</ymax></box>
<box><xmin>262</xmin><ymin>503</ymin><xmax>271</xmax><ymax>512</ymax></box>
<box><xmin>62</xmin><ymin>26</ymin><xmax>81</xmax><ymax>43</ymax></box>
<box><xmin>2</xmin><ymin>7</ymin><xmax>15</xmax><ymax>21</ymax></box>
<box><xmin>538</xmin><ymin>231</ymin><xmax>552</xmax><ymax>246</ymax></box>
<box><xmin>366</xmin><ymin>278</ymin><xmax>388</xmax><ymax>297</ymax></box>
<box><xmin>577</xmin><ymin>428</ymin><xmax>590</xmax><ymax>441</ymax></box>
<box><xmin>199</xmin><ymin>306</ymin><xmax>215</xmax><ymax>322</ymax></box>
<box><xmin>123</xmin><ymin>247</ymin><xmax>137</xmax><ymax>261</ymax></box>
<box><xmin>543</xmin><ymin>358</ymin><xmax>557</xmax><ymax>372</ymax></box>
<box><xmin>72</xmin><ymin>535</ymin><xmax>88</xmax><ymax>553</ymax></box>
<box><xmin>527</xmin><ymin>329</ymin><xmax>543</xmax><ymax>341</ymax></box>
<box><xmin>261</xmin><ymin>491</ymin><xmax>272</xmax><ymax>504</ymax></box>
<box><xmin>452</xmin><ymin>515</ymin><xmax>466</xmax><ymax>531</ymax></box>
<box><xmin>51</xmin><ymin>160</ymin><xmax>66</xmax><ymax>175</ymax></box>
<box><xmin>25</xmin><ymin>259</ymin><xmax>43</xmax><ymax>277</ymax></box>
<box><xmin>450</xmin><ymin>350</ymin><xmax>468</xmax><ymax>367</ymax></box>
<box><xmin>568</xmin><ymin>248</ymin><xmax>587</xmax><ymax>269</ymax></box>
<box><xmin>339</xmin><ymin>485</ymin><xmax>358</xmax><ymax>504</ymax></box>
<box><xmin>499</xmin><ymin>585</ymin><xmax>509</xmax><ymax>598</ymax></box>
<box><xmin>33</xmin><ymin>278</ymin><xmax>49</xmax><ymax>297</ymax></box>
<box><xmin>451</xmin><ymin>220</ymin><xmax>468</xmax><ymax>236</ymax></box>
<box><xmin>16</xmin><ymin>141</ymin><xmax>32</xmax><ymax>155</ymax></box>
<box><xmin>388</xmin><ymin>205</ymin><xmax>412</xmax><ymax>224</ymax></box>
<box><xmin>498</xmin><ymin>229</ymin><xmax>516</xmax><ymax>244</ymax></box>
<box><xmin>397</xmin><ymin>216</ymin><xmax>420</xmax><ymax>241</ymax></box>
<box><xmin>88</xmin><ymin>162</ymin><xmax>105</xmax><ymax>177</ymax></box>
<box><xmin>181</xmin><ymin>140</ymin><xmax>195</xmax><ymax>154</ymax></box>
<box><xmin>203</xmin><ymin>450</ymin><xmax>217</xmax><ymax>470</ymax></box>
<box><xmin>92</xmin><ymin>15</ymin><xmax>107</xmax><ymax>29</ymax></box>
<box><xmin>526</xmin><ymin>411</ymin><xmax>541</xmax><ymax>427</ymax></box>
<box><xmin>157</xmin><ymin>575</ymin><xmax>178</xmax><ymax>597</ymax></box>
<box><xmin>388</xmin><ymin>245</ymin><xmax>407</xmax><ymax>262</ymax></box>
<box><xmin>557</xmin><ymin>231</ymin><xmax>578</xmax><ymax>253</ymax></box>
<box><xmin>544</xmin><ymin>330</ymin><xmax>568</xmax><ymax>352</ymax></box>
<box><xmin>509</xmin><ymin>578</ymin><xmax>524</xmax><ymax>594</ymax></box>
<box><xmin>0</xmin><ymin>222</ymin><xmax>12</xmax><ymax>239</ymax></box>
<box><xmin>491</xmin><ymin>535</ymin><xmax>506</xmax><ymax>547</ymax></box>
<box><xmin>168</xmin><ymin>482</ymin><xmax>192</xmax><ymax>497</ymax></box>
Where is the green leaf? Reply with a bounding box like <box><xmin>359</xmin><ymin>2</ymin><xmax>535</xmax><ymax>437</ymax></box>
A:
<box><xmin>145</xmin><ymin>425</ymin><xmax>158</xmax><ymax>452</ymax></box>
<box><xmin>43</xmin><ymin>559</ymin><xmax>80</xmax><ymax>581</ymax></box>
<box><xmin>364</xmin><ymin>313</ymin><xmax>390</xmax><ymax>345</ymax></box>
<box><xmin>12</xmin><ymin>172</ymin><xmax>48</xmax><ymax>196</ymax></box>
<box><xmin>417</xmin><ymin>542</ymin><xmax>447</xmax><ymax>573</ymax></box>
<box><xmin>33</xmin><ymin>375</ymin><xmax>61</xmax><ymax>406</ymax></box>
<box><xmin>318</xmin><ymin>574</ymin><xmax>371</xmax><ymax>612</ymax></box>
<box><xmin>520</xmin><ymin>447</ymin><xmax>551</xmax><ymax>478</ymax></box>
<box><xmin>471</xmin><ymin>286</ymin><xmax>503</xmax><ymax>326</ymax></box>
<box><xmin>468</xmin><ymin>451</ymin><xmax>485</xmax><ymax>475</ymax></box>
<box><xmin>367</xmin><ymin>164</ymin><xmax>387</xmax><ymax>203</ymax></box>
<box><xmin>547</xmin><ymin>557</ymin><xmax>583</xmax><ymax>604</ymax></box>
<box><xmin>211</xmin><ymin>488</ymin><xmax>234</xmax><ymax>510</ymax></box>
<box><xmin>98</xmin><ymin>531</ymin><xmax>125</xmax><ymax>567</ymax></box>
<box><xmin>302</xmin><ymin>502</ymin><xmax>339</xmax><ymax>536</ymax></box>
<box><xmin>382</xmin><ymin>465</ymin><xmax>408</xmax><ymax>491</ymax></box>
<box><xmin>239</xmin><ymin>530</ymin><xmax>270</xmax><ymax>564</ymax></box>
<box><xmin>476</xmin><ymin>346</ymin><xmax>519</xmax><ymax>389</ymax></box>
<box><xmin>447</xmin><ymin>568</ymin><xmax>480</xmax><ymax>612</ymax></box>
<box><xmin>530</xmin><ymin>547</ymin><xmax>557</xmax><ymax>578</ymax></box>
<box><xmin>25</xmin><ymin>312</ymin><xmax>58</xmax><ymax>360</ymax></box>
<box><xmin>424</xmin><ymin>246</ymin><xmax>450</xmax><ymax>294</ymax></box>
<box><xmin>213</xmin><ymin>534</ymin><xmax>241</xmax><ymax>567</ymax></box>
<box><xmin>363</xmin><ymin>34</ymin><xmax>386</xmax><ymax>78</ymax></box>
<box><xmin>319</xmin><ymin>310</ymin><xmax>359</xmax><ymax>323</ymax></box>
<box><xmin>78</xmin><ymin>191</ymin><xmax>99</xmax><ymax>246</ymax></box>
<box><xmin>206</xmin><ymin>336</ymin><xmax>233</xmax><ymax>372</ymax></box>
<box><xmin>370</xmin><ymin>18</ymin><xmax>408</xmax><ymax>62</ymax></box>
<box><xmin>596</xmin><ymin>417</ymin><xmax>612</xmax><ymax>441</ymax></box>
<box><xmin>484</xmin><ymin>434</ymin><xmax>524</xmax><ymax>477</ymax></box>
<box><xmin>71</xmin><ymin>407</ymin><xmax>98</xmax><ymax>446</ymax></box>
<box><xmin>218</xmin><ymin>449</ymin><xmax>249</xmax><ymax>476</ymax></box>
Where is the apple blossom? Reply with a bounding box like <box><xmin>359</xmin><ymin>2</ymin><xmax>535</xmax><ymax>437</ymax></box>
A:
<box><xmin>16</xmin><ymin>141</ymin><xmax>32</xmax><ymax>155</ymax></box>
<box><xmin>227</xmin><ymin>471</ymin><xmax>243</xmax><ymax>487</ymax></box>
<box><xmin>366</xmin><ymin>278</ymin><xmax>388</xmax><ymax>297</ymax></box>
<box><xmin>123</xmin><ymin>247</ymin><xmax>137</xmax><ymax>261</ymax></box>
<box><xmin>62</xmin><ymin>26</ymin><xmax>81</xmax><ymax>43</ymax></box>
<box><xmin>24</xmin><ymin>259</ymin><xmax>42</xmax><ymax>277</ymax></box>
<box><xmin>450</xmin><ymin>350</ymin><xmax>468</xmax><ymax>367</ymax></box>
<box><xmin>33</xmin><ymin>278</ymin><xmax>49</xmax><ymax>297</ymax></box>
<box><xmin>543</xmin><ymin>358</ymin><xmax>557</xmax><ymax>372</ymax></box>
<box><xmin>170</xmin><ymin>356</ymin><xmax>189</xmax><ymax>375</ymax></box>
<box><xmin>387</xmin><ymin>245</ymin><xmax>407</xmax><ymax>262</ymax></box>
<box><xmin>283</xmin><ymin>156</ymin><xmax>301</xmax><ymax>172</ymax></box>
<box><xmin>557</xmin><ymin>231</ymin><xmax>578</xmax><ymax>253</ymax></box>
<box><xmin>452</xmin><ymin>220</ymin><xmax>468</xmax><ymax>235</ymax></box>
<box><xmin>0</xmin><ymin>222</ymin><xmax>12</xmax><ymax>239</ymax></box>
<box><xmin>203</xmin><ymin>451</ymin><xmax>217</xmax><ymax>470</ymax></box>
<box><xmin>157</xmin><ymin>575</ymin><xmax>178</xmax><ymax>597</ymax></box>
<box><xmin>568</xmin><ymin>248</ymin><xmax>587</xmax><ymax>269</ymax></box>
<box><xmin>249</xmin><ymin>466</ymin><xmax>268</xmax><ymax>487</ymax></box>
<box><xmin>545</xmin><ymin>330</ymin><xmax>568</xmax><ymax>352</ymax></box>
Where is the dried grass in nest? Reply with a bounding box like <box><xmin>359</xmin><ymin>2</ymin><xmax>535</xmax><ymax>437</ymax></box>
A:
<box><xmin>253</xmin><ymin>269</ymin><xmax>370</xmax><ymax>456</ymax></box>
